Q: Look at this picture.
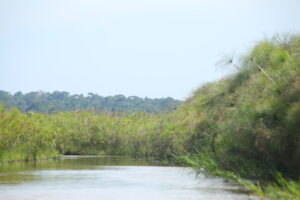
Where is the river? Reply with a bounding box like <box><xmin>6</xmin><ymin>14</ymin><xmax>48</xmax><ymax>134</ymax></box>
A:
<box><xmin>0</xmin><ymin>156</ymin><xmax>258</xmax><ymax>200</ymax></box>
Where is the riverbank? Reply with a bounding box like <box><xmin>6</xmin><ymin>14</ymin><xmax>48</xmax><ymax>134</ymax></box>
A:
<box><xmin>173</xmin><ymin>154</ymin><xmax>300</xmax><ymax>200</ymax></box>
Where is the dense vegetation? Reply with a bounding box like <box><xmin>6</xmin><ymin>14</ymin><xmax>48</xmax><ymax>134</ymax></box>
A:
<box><xmin>180</xmin><ymin>35</ymin><xmax>300</xmax><ymax>179</ymax></box>
<box><xmin>1</xmin><ymin>34</ymin><xmax>300</xmax><ymax>199</ymax></box>
<box><xmin>0</xmin><ymin>91</ymin><xmax>181</xmax><ymax>113</ymax></box>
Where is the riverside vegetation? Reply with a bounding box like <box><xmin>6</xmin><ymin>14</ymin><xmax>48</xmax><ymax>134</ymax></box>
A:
<box><xmin>1</xmin><ymin>34</ymin><xmax>300</xmax><ymax>199</ymax></box>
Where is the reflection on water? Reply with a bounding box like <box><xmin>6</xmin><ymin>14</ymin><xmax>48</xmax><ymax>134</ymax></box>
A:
<box><xmin>0</xmin><ymin>156</ymin><xmax>258</xmax><ymax>200</ymax></box>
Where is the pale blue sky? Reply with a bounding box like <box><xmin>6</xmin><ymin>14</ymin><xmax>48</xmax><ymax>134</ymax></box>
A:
<box><xmin>1</xmin><ymin>0</ymin><xmax>299</xmax><ymax>99</ymax></box>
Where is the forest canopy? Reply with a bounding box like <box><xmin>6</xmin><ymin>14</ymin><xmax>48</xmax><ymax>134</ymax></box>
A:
<box><xmin>0</xmin><ymin>90</ymin><xmax>181</xmax><ymax>113</ymax></box>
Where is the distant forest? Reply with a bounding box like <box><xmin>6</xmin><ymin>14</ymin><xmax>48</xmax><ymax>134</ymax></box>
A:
<box><xmin>0</xmin><ymin>90</ymin><xmax>181</xmax><ymax>113</ymax></box>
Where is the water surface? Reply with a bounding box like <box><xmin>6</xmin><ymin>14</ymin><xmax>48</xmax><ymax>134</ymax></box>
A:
<box><xmin>0</xmin><ymin>156</ymin><xmax>257</xmax><ymax>200</ymax></box>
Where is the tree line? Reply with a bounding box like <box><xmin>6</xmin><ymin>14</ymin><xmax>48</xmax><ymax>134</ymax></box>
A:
<box><xmin>0</xmin><ymin>91</ymin><xmax>181</xmax><ymax>113</ymax></box>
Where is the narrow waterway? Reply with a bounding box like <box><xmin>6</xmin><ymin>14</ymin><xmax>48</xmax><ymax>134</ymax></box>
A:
<box><xmin>0</xmin><ymin>156</ymin><xmax>257</xmax><ymax>200</ymax></box>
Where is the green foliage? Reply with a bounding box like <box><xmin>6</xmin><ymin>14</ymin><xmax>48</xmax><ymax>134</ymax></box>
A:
<box><xmin>180</xmin><ymin>34</ymin><xmax>300</xmax><ymax>180</ymax></box>
<box><xmin>0</xmin><ymin>108</ymin><xmax>58</xmax><ymax>162</ymax></box>
<box><xmin>0</xmin><ymin>91</ymin><xmax>181</xmax><ymax>114</ymax></box>
<box><xmin>265</xmin><ymin>173</ymin><xmax>300</xmax><ymax>200</ymax></box>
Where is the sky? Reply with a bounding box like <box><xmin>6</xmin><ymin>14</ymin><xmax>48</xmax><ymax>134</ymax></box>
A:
<box><xmin>0</xmin><ymin>0</ymin><xmax>299</xmax><ymax>100</ymax></box>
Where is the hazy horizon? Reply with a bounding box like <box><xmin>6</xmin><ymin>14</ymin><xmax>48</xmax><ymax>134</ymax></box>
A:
<box><xmin>1</xmin><ymin>0</ymin><xmax>300</xmax><ymax>100</ymax></box>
